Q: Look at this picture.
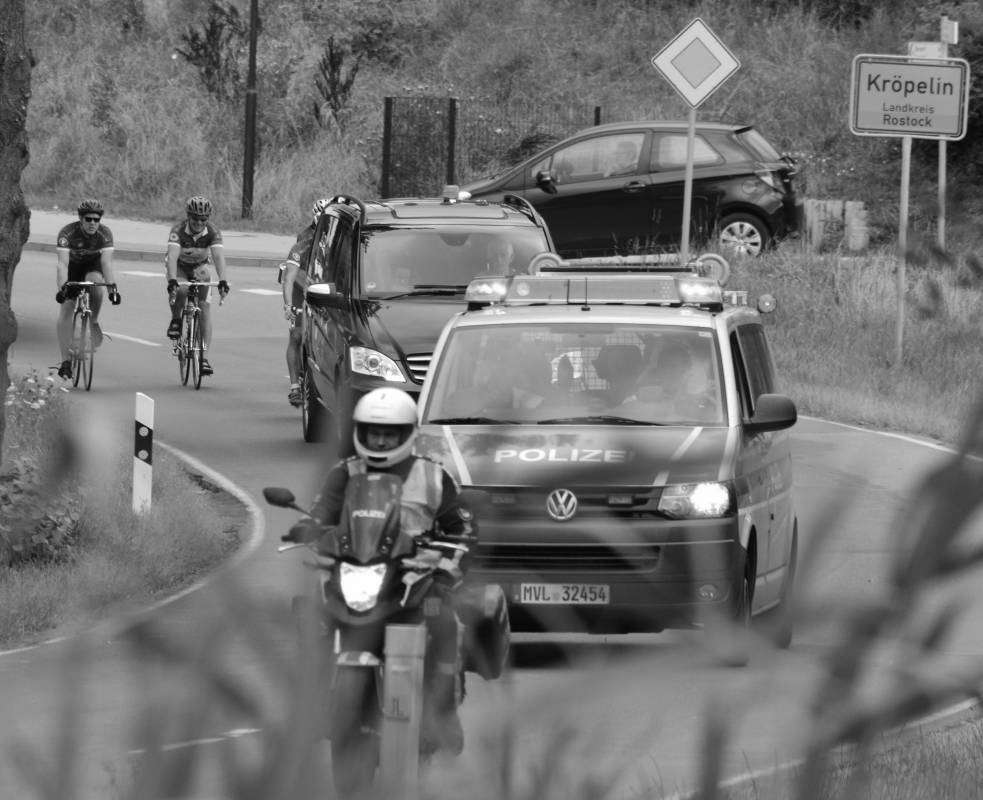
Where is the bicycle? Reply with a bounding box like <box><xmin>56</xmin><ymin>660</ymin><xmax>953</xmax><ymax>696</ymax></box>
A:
<box><xmin>170</xmin><ymin>280</ymin><xmax>223</xmax><ymax>390</ymax></box>
<box><xmin>62</xmin><ymin>280</ymin><xmax>111</xmax><ymax>391</ymax></box>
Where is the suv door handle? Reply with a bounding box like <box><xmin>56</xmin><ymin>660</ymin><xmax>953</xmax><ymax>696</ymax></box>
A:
<box><xmin>621</xmin><ymin>181</ymin><xmax>645</xmax><ymax>193</ymax></box>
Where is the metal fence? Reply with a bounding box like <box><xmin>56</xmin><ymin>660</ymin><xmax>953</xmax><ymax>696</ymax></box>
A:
<box><xmin>381</xmin><ymin>96</ymin><xmax>602</xmax><ymax>198</ymax></box>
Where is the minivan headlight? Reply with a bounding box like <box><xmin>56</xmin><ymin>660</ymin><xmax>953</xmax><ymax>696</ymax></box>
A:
<box><xmin>658</xmin><ymin>482</ymin><xmax>734</xmax><ymax>519</ymax></box>
<box><xmin>350</xmin><ymin>347</ymin><xmax>404</xmax><ymax>381</ymax></box>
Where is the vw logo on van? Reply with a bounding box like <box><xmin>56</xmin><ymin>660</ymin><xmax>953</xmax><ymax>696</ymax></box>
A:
<box><xmin>546</xmin><ymin>488</ymin><xmax>578</xmax><ymax>522</ymax></box>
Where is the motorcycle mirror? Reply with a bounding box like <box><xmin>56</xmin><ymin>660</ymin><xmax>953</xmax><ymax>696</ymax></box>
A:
<box><xmin>263</xmin><ymin>487</ymin><xmax>297</xmax><ymax>508</ymax></box>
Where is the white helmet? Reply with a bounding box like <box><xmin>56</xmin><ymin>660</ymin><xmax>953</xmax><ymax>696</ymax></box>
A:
<box><xmin>352</xmin><ymin>388</ymin><xmax>418</xmax><ymax>468</ymax></box>
<box><xmin>311</xmin><ymin>197</ymin><xmax>332</xmax><ymax>227</ymax></box>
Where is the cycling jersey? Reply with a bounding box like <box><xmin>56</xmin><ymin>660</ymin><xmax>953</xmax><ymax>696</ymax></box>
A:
<box><xmin>167</xmin><ymin>220</ymin><xmax>224</xmax><ymax>270</ymax></box>
<box><xmin>284</xmin><ymin>224</ymin><xmax>315</xmax><ymax>307</ymax></box>
<box><xmin>56</xmin><ymin>221</ymin><xmax>114</xmax><ymax>278</ymax></box>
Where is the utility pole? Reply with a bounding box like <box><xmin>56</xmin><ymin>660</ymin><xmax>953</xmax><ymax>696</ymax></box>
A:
<box><xmin>241</xmin><ymin>0</ymin><xmax>259</xmax><ymax>219</ymax></box>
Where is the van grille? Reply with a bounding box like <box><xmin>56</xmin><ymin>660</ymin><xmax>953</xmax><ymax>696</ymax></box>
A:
<box><xmin>476</xmin><ymin>543</ymin><xmax>660</xmax><ymax>573</ymax></box>
<box><xmin>405</xmin><ymin>354</ymin><xmax>431</xmax><ymax>383</ymax></box>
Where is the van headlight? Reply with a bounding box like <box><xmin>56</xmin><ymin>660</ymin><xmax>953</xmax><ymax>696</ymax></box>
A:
<box><xmin>658</xmin><ymin>482</ymin><xmax>734</xmax><ymax>519</ymax></box>
<box><xmin>350</xmin><ymin>347</ymin><xmax>404</xmax><ymax>381</ymax></box>
<box><xmin>339</xmin><ymin>563</ymin><xmax>388</xmax><ymax>611</ymax></box>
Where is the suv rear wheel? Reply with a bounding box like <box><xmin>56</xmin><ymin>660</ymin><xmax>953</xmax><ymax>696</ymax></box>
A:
<box><xmin>719</xmin><ymin>213</ymin><xmax>770</xmax><ymax>257</ymax></box>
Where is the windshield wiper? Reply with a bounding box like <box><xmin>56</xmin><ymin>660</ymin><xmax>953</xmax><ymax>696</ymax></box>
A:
<box><xmin>427</xmin><ymin>416</ymin><xmax>511</xmax><ymax>425</ymax></box>
<box><xmin>379</xmin><ymin>284</ymin><xmax>468</xmax><ymax>300</ymax></box>
<box><xmin>536</xmin><ymin>415</ymin><xmax>664</xmax><ymax>425</ymax></box>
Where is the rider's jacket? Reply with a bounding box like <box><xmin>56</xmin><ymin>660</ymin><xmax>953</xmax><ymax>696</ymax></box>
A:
<box><xmin>56</xmin><ymin>221</ymin><xmax>114</xmax><ymax>272</ymax></box>
<box><xmin>311</xmin><ymin>454</ymin><xmax>473</xmax><ymax>539</ymax></box>
<box><xmin>167</xmin><ymin>220</ymin><xmax>224</xmax><ymax>271</ymax></box>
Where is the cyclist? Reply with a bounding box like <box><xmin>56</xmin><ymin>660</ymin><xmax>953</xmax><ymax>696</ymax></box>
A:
<box><xmin>279</xmin><ymin>197</ymin><xmax>331</xmax><ymax>406</ymax></box>
<box><xmin>165</xmin><ymin>196</ymin><xmax>230</xmax><ymax>376</ymax></box>
<box><xmin>55</xmin><ymin>199</ymin><xmax>121</xmax><ymax>380</ymax></box>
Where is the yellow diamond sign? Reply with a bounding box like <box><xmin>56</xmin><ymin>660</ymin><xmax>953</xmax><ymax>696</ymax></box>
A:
<box><xmin>651</xmin><ymin>18</ymin><xmax>740</xmax><ymax>108</ymax></box>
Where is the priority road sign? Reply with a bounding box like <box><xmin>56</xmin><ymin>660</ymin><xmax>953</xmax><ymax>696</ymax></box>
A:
<box><xmin>651</xmin><ymin>18</ymin><xmax>740</xmax><ymax>108</ymax></box>
<box><xmin>850</xmin><ymin>54</ymin><xmax>970</xmax><ymax>140</ymax></box>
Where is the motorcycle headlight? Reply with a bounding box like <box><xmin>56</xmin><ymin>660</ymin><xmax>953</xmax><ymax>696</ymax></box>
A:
<box><xmin>339</xmin><ymin>563</ymin><xmax>388</xmax><ymax>611</ymax></box>
<box><xmin>658</xmin><ymin>482</ymin><xmax>734</xmax><ymax>519</ymax></box>
<box><xmin>350</xmin><ymin>347</ymin><xmax>404</xmax><ymax>382</ymax></box>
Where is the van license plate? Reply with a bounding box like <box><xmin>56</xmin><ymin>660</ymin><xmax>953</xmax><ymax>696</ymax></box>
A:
<box><xmin>519</xmin><ymin>583</ymin><xmax>610</xmax><ymax>605</ymax></box>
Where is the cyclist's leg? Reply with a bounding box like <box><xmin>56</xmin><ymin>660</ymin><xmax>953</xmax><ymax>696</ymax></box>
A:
<box><xmin>287</xmin><ymin>318</ymin><xmax>303</xmax><ymax>405</ymax></box>
<box><xmin>85</xmin><ymin>269</ymin><xmax>105</xmax><ymax>317</ymax></box>
<box><xmin>200</xmin><ymin>298</ymin><xmax>212</xmax><ymax>351</ymax></box>
<box><xmin>84</xmin><ymin>269</ymin><xmax>105</xmax><ymax>347</ymax></box>
<box><xmin>168</xmin><ymin>271</ymin><xmax>189</xmax><ymax>337</ymax></box>
<box><xmin>57</xmin><ymin>269</ymin><xmax>84</xmax><ymax>364</ymax></box>
<box><xmin>287</xmin><ymin>319</ymin><xmax>302</xmax><ymax>382</ymax></box>
<box><xmin>57</xmin><ymin>300</ymin><xmax>76</xmax><ymax>362</ymax></box>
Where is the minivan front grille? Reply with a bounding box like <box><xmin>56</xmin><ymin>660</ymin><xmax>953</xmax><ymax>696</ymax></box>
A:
<box><xmin>476</xmin><ymin>543</ymin><xmax>660</xmax><ymax>573</ymax></box>
<box><xmin>405</xmin><ymin>353</ymin><xmax>431</xmax><ymax>383</ymax></box>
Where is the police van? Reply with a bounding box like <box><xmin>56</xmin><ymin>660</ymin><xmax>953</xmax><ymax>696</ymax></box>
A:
<box><xmin>414</xmin><ymin>253</ymin><xmax>798</xmax><ymax>649</ymax></box>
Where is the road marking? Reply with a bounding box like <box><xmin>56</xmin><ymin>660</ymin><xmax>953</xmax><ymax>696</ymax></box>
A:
<box><xmin>105</xmin><ymin>332</ymin><xmax>161</xmax><ymax>347</ymax></box>
<box><xmin>241</xmin><ymin>288</ymin><xmax>280</xmax><ymax>296</ymax></box>
<box><xmin>119</xmin><ymin>270</ymin><xmax>163</xmax><ymax>277</ymax></box>
<box><xmin>127</xmin><ymin>727</ymin><xmax>262</xmax><ymax>755</ymax></box>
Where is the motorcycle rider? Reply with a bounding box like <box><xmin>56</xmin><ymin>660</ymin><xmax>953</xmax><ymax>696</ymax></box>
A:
<box><xmin>283</xmin><ymin>387</ymin><xmax>473</xmax><ymax>754</ymax></box>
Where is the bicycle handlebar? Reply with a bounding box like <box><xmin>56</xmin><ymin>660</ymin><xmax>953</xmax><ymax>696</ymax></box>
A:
<box><xmin>169</xmin><ymin>280</ymin><xmax>226</xmax><ymax>306</ymax></box>
<box><xmin>63</xmin><ymin>281</ymin><xmax>112</xmax><ymax>287</ymax></box>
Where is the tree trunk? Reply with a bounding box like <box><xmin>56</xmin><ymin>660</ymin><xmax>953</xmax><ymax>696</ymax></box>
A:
<box><xmin>0</xmin><ymin>0</ymin><xmax>32</xmax><ymax>459</ymax></box>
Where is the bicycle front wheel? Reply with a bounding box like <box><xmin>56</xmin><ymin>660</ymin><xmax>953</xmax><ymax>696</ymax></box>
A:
<box><xmin>180</xmin><ymin>314</ymin><xmax>193</xmax><ymax>385</ymax></box>
<box><xmin>192</xmin><ymin>313</ymin><xmax>204</xmax><ymax>389</ymax></box>
<box><xmin>71</xmin><ymin>311</ymin><xmax>87</xmax><ymax>388</ymax></box>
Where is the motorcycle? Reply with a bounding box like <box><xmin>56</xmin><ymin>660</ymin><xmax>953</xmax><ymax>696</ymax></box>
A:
<box><xmin>263</xmin><ymin>476</ymin><xmax>509</xmax><ymax>796</ymax></box>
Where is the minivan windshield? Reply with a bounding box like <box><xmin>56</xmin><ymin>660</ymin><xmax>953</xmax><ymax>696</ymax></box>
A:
<box><xmin>360</xmin><ymin>227</ymin><xmax>550</xmax><ymax>296</ymax></box>
<box><xmin>425</xmin><ymin>322</ymin><xmax>726</xmax><ymax>426</ymax></box>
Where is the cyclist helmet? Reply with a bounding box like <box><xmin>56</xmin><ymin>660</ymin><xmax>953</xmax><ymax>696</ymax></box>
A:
<box><xmin>186</xmin><ymin>196</ymin><xmax>212</xmax><ymax>218</ymax></box>
<box><xmin>311</xmin><ymin>197</ymin><xmax>332</xmax><ymax>227</ymax></box>
<box><xmin>352</xmin><ymin>388</ymin><xmax>418</xmax><ymax>468</ymax></box>
<box><xmin>77</xmin><ymin>199</ymin><xmax>104</xmax><ymax>217</ymax></box>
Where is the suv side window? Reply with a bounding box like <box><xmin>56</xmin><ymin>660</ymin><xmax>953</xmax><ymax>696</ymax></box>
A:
<box><xmin>731</xmin><ymin>324</ymin><xmax>776</xmax><ymax>417</ymax></box>
<box><xmin>309</xmin><ymin>214</ymin><xmax>338</xmax><ymax>284</ymax></box>
<box><xmin>545</xmin><ymin>133</ymin><xmax>645</xmax><ymax>184</ymax></box>
<box><xmin>649</xmin><ymin>134</ymin><xmax>722</xmax><ymax>171</ymax></box>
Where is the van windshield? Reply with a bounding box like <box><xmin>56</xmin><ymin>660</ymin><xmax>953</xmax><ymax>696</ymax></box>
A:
<box><xmin>424</xmin><ymin>323</ymin><xmax>726</xmax><ymax>426</ymax></box>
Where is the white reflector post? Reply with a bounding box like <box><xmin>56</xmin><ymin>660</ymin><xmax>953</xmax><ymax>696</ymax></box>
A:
<box><xmin>380</xmin><ymin>622</ymin><xmax>427</xmax><ymax>799</ymax></box>
<box><xmin>133</xmin><ymin>392</ymin><xmax>154</xmax><ymax>513</ymax></box>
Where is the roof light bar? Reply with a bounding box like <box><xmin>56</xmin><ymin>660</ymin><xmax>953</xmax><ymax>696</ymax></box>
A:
<box><xmin>463</xmin><ymin>273</ymin><xmax>725</xmax><ymax>309</ymax></box>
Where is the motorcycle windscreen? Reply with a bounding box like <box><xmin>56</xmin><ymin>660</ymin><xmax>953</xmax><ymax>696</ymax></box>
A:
<box><xmin>339</xmin><ymin>472</ymin><xmax>404</xmax><ymax>563</ymax></box>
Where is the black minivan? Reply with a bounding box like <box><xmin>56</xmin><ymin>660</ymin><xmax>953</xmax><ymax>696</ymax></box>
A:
<box><xmin>297</xmin><ymin>190</ymin><xmax>555</xmax><ymax>449</ymax></box>
<box><xmin>461</xmin><ymin>121</ymin><xmax>800</xmax><ymax>258</ymax></box>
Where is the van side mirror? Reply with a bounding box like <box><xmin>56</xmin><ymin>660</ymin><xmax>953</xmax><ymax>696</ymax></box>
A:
<box><xmin>745</xmin><ymin>394</ymin><xmax>797</xmax><ymax>434</ymax></box>
<box><xmin>535</xmin><ymin>170</ymin><xmax>558</xmax><ymax>195</ymax></box>
<box><xmin>305</xmin><ymin>282</ymin><xmax>345</xmax><ymax>309</ymax></box>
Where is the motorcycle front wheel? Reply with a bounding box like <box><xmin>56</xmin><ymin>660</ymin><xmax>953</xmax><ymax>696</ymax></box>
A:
<box><xmin>330</xmin><ymin>665</ymin><xmax>379</xmax><ymax>796</ymax></box>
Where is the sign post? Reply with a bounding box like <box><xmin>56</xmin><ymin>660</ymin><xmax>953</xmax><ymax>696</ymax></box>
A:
<box><xmin>651</xmin><ymin>18</ymin><xmax>740</xmax><ymax>263</ymax></box>
<box><xmin>849</xmin><ymin>49</ymin><xmax>969</xmax><ymax>366</ymax></box>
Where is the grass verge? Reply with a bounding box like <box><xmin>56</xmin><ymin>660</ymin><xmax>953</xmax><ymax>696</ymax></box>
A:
<box><xmin>0</xmin><ymin>370</ymin><xmax>240</xmax><ymax>649</ymax></box>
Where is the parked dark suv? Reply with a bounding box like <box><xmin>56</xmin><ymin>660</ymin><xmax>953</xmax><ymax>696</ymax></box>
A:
<box><xmin>461</xmin><ymin>121</ymin><xmax>800</xmax><ymax>258</ymax></box>
<box><xmin>298</xmin><ymin>189</ymin><xmax>556</xmax><ymax>448</ymax></box>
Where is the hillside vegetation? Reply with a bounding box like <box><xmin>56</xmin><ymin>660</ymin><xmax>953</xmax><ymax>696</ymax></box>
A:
<box><xmin>23</xmin><ymin>0</ymin><xmax>983</xmax><ymax>248</ymax></box>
